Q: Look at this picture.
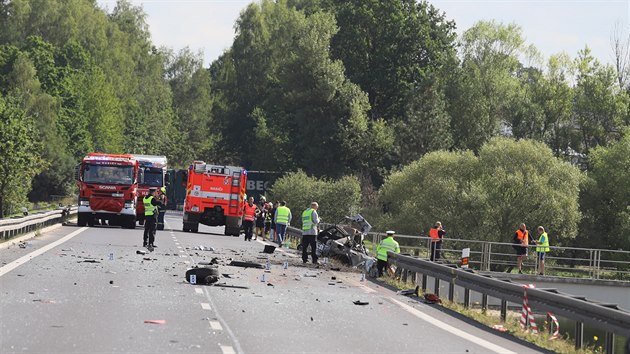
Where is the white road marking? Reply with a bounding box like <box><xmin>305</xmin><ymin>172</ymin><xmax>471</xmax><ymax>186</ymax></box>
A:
<box><xmin>195</xmin><ymin>288</ymin><xmax>203</xmax><ymax>295</ymax></box>
<box><xmin>201</xmin><ymin>303</ymin><xmax>211</xmax><ymax>310</ymax></box>
<box><xmin>177</xmin><ymin>245</ymin><xmax>182</xmax><ymax>249</ymax></box>
<box><xmin>209</xmin><ymin>321</ymin><xmax>223</xmax><ymax>331</ymax></box>
<box><xmin>179</xmin><ymin>250</ymin><xmax>185</xmax><ymax>253</ymax></box>
<box><xmin>220</xmin><ymin>346</ymin><xmax>236</xmax><ymax>354</ymax></box>
<box><xmin>0</xmin><ymin>227</ymin><xmax>88</xmax><ymax>277</ymax></box>
<box><xmin>203</xmin><ymin>287</ymin><xmax>244</xmax><ymax>354</ymax></box>
<box><xmin>388</xmin><ymin>297</ymin><xmax>517</xmax><ymax>354</ymax></box>
<box><xmin>184</xmin><ymin>261</ymin><xmax>190</xmax><ymax>264</ymax></box>
<box><xmin>180</xmin><ymin>255</ymin><xmax>187</xmax><ymax>258</ymax></box>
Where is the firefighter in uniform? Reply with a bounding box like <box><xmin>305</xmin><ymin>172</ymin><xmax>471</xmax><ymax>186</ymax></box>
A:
<box><xmin>143</xmin><ymin>188</ymin><xmax>163</xmax><ymax>248</ymax></box>
<box><xmin>376</xmin><ymin>230</ymin><xmax>400</xmax><ymax>277</ymax></box>
<box><xmin>242</xmin><ymin>197</ymin><xmax>257</xmax><ymax>241</ymax></box>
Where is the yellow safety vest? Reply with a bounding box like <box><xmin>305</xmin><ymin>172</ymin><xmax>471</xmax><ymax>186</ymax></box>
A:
<box><xmin>276</xmin><ymin>206</ymin><xmax>290</xmax><ymax>224</ymax></box>
<box><xmin>536</xmin><ymin>232</ymin><xmax>550</xmax><ymax>252</ymax></box>
<box><xmin>302</xmin><ymin>208</ymin><xmax>313</xmax><ymax>231</ymax></box>
<box><xmin>377</xmin><ymin>236</ymin><xmax>400</xmax><ymax>261</ymax></box>
<box><xmin>143</xmin><ymin>196</ymin><xmax>155</xmax><ymax>216</ymax></box>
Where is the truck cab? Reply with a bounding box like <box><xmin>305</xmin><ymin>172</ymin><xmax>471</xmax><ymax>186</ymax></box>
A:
<box><xmin>133</xmin><ymin>155</ymin><xmax>168</xmax><ymax>230</ymax></box>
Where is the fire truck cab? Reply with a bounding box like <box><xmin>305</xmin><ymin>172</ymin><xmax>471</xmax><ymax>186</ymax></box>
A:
<box><xmin>183</xmin><ymin>161</ymin><xmax>247</xmax><ymax>235</ymax></box>
<box><xmin>133</xmin><ymin>155</ymin><xmax>168</xmax><ymax>230</ymax></box>
<box><xmin>76</xmin><ymin>153</ymin><xmax>139</xmax><ymax>228</ymax></box>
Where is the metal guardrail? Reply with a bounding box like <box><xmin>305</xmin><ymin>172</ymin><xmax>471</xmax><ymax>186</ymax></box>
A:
<box><xmin>365</xmin><ymin>232</ymin><xmax>630</xmax><ymax>281</ymax></box>
<box><xmin>0</xmin><ymin>206</ymin><xmax>77</xmax><ymax>241</ymax></box>
<box><xmin>389</xmin><ymin>253</ymin><xmax>630</xmax><ymax>353</ymax></box>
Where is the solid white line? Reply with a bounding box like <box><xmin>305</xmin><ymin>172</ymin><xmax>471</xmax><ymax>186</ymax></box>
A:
<box><xmin>177</xmin><ymin>245</ymin><xmax>182</xmax><ymax>249</ymax></box>
<box><xmin>203</xmin><ymin>287</ymin><xmax>244</xmax><ymax>354</ymax></box>
<box><xmin>201</xmin><ymin>303</ymin><xmax>211</xmax><ymax>310</ymax></box>
<box><xmin>179</xmin><ymin>250</ymin><xmax>185</xmax><ymax>253</ymax></box>
<box><xmin>220</xmin><ymin>346</ymin><xmax>236</xmax><ymax>354</ymax></box>
<box><xmin>388</xmin><ymin>297</ymin><xmax>517</xmax><ymax>354</ymax></box>
<box><xmin>0</xmin><ymin>227</ymin><xmax>88</xmax><ymax>277</ymax></box>
<box><xmin>195</xmin><ymin>288</ymin><xmax>203</xmax><ymax>294</ymax></box>
<box><xmin>209</xmin><ymin>321</ymin><xmax>223</xmax><ymax>331</ymax></box>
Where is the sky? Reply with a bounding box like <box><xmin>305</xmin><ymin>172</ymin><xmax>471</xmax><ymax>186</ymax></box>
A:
<box><xmin>96</xmin><ymin>0</ymin><xmax>629</xmax><ymax>67</ymax></box>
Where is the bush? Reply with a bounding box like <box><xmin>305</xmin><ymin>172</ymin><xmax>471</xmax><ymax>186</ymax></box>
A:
<box><xmin>269</xmin><ymin>171</ymin><xmax>361</xmax><ymax>228</ymax></box>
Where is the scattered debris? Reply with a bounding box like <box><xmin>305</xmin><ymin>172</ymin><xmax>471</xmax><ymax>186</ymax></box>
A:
<box><xmin>267</xmin><ymin>283</ymin><xmax>274</xmax><ymax>287</ymax></box>
<box><xmin>397</xmin><ymin>286</ymin><xmax>419</xmax><ymax>297</ymax></box>
<box><xmin>310</xmin><ymin>317</ymin><xmax>314</xmax><ymax>321</ymax></box>
<box><xmin>186</xmin><ymin>267</ymin><xmax>220</xmax><ymax>285</ymax></box>
<box><xmin>492</xmin><ymin>325</ymin><xmax>508</xmax><ymax>332</ymax></box>
<box><xmin>82</xmin><ymin>259</ymin><xmax>100</xmax><ymax>263</ymax></box>
<box><xmin>136</xmin><ymin>250</ymin><xmax>147</xmax><ymax>255</ymax></box>
<box><xmin>263</xmin><ymin>245</ymin><xmax>276</xmax><ymax>254</ymax></box>
<box><xmin>331</xmin><ymin>276</ymin><xmax>337</xmax><ymax>280</ymax></box>
<box><xmin>423</xmin><ymin>293</ymin><xmax>442</xmax><ymax>304</ymax></box>
<box><xmin>353</xmin><ymin>300</ymin><xmax>369</xmax><ymax>306</ymax></box>
<box><xmin>330</xmin><ymin>267</ymin><xmax>341</xmax><ymax>271</ymax></box>
<box><xmin>18</xmin><ymin>241</ymin><xmax>28</xmax><ymax>248</ymax></box>
<box><xmin>109</xmin><ymin>280</ymin><xmax>114</xmax><ymax>285</ymax></box>
<box><xmin>229</xmin><ymin>260</ymin><xmax>264</xmax><ymax>269</ymax></box>
<box><xmin>144</xmin><ymin>320</ymin><xmax>166</xmax><ymax>325</ymax></box>
<box><xmin>193</xmin><ymin>246</ymin><xmax>215</xmax><ymax>251</ymax></box>
<box><xmin>213</xmin><ymin>284</ymin><xmax>249</xmax><ymax>289</ymax></box>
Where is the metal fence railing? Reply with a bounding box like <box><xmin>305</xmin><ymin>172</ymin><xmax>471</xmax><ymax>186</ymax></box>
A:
<box><xmin>0</xmin><ymin>206</ymin><xmax>77</xmax><ymax>242</ymax></box>
<box><xmin>363</xmin><ymin>232</ymin><xmax>630</xmax><ymax>281</ymax></box>
<box><xmin>389</xmin><ymin>253</ymin><xmax>630</xmax><ymax>354</ymax></box>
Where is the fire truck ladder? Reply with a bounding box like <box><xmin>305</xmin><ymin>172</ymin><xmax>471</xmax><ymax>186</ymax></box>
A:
<box><xmin>228</xmin><ymin>170</ymin><xmax>242</xmax><ymax>215</ymax></box>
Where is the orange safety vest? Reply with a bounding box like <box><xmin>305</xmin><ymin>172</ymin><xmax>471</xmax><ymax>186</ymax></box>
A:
<box><xmin>429</xmin><ymin>228</ymin><xmax>440</xmax><ymax>242</ymax></box>
<box><xmin>516</xmin><ymin>229</ymin><xmax>529</xmax><ymax>245</ymax></box>
<box><xmin>243</xmin><ymin>203</ymin><xmax>257</xmax><ymax>221</ymax></box>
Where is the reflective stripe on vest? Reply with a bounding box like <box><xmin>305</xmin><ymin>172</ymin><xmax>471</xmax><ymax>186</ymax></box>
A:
<box><xmin>143</xmin><ymin>196</ymin><xmax>155</xmax><ymax>216</ymax></box>
<box><xmin>302</xmin><ymin>208</ymin><xmax>313</xmax><ymax>231</ymax></box>
<box><xmin>516</xmin><ymin>229</ymin><xmax>529</xmax><ymax>245</ymax></box>
<box><xmin>536</xmin><ymin>232</ymin><xmax>549</xmax><ymax>252</ymax></box>
<box><xmin>243</xmin><ymin>204</ymin><xmax>256</xmax><ymax>221</ymax></box>
<box><xmin>377</xmin><ymin>237</ymin><xmax>399</xmax><ymax>261</ymax></box>
<box><xmin>429</xmin><ymin>228</ymin><xmax>439</xmax><ymax>241</ymax></box>
<box><xmin>276</xmin><ymin>206</ymin><xmax>290</xmax><ymax>224</ymax></box>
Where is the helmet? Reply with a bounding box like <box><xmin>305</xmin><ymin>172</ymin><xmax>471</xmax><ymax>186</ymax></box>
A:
<box><xmin>160</xmin><ymin>187</ymin><xmax>166</xmax><ymax>193</ymax></box>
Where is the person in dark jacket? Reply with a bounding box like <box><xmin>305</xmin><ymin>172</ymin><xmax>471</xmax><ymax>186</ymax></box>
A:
<box><xmin>143</xmin><ymin>188</ymin><xmax>163</xmax><ymax>249</ymax></box>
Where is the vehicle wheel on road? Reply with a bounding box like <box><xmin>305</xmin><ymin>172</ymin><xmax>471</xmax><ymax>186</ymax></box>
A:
<box><xmin>138</xmin><ymin>219</ymin><xmax>145</xmax><ymax>226</ymax></box>
<box><xmin>157</xmin><ymin>224</ymin><xmax>164</xmax><ymax>231</ymax></box>
<box><xmin>77</xmin><ymin>214</ymin><xmax>87</xmax><ymax>227</ymax></box>
<box><xmin>192</xmin><ymin>227</ymin><xmax>199</xmax><ymax>233</ymax></box>
<box><xmin>123</xmin><ymin>219</ymin><xmax>136</xmax><ymax>229</ymax></box>
<box><xmin>87</xmin><ymin>217</ymin><xmax>95</xmax><ymax>227</ymax></box>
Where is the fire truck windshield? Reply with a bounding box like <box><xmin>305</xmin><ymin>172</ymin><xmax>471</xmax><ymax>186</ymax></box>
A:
<box><xmin>142</xmin><ymin>169</ymin><xmax>164</xmax><ymax>187</ymax></box>
<box><xmin>83</xmin><ymin>164</ymin><xmax>134</xmax><ymax>185</ymax></box>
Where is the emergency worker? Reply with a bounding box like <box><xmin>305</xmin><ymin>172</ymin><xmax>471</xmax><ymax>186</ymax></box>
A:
<box><xmin>429</xmin><ymin>221</ymin><xmax>446</xmax><ymax>261</ymax></box>
<box><xmin>143</xmin><ymin>188</ymin><xmax>163</xmax><ymax>248</ymax></box>
<box><xmin>242</xmin><ymin>197</ymin><xmax>257</xmax><ymax>241</ymax></box>
<box><xmin>376</xmin><ymin>231</ymin><xmax>400</xmax><ymax>277</ymax></box>
<box><xmin>301</xmin><ymin>202</ymin><xmax>320</xmax><ymax>264</ymax></box>
<box><xmin>274</xmin><ymin>201</ymin><xmax>292</xmax><ymax>247</ymax></box>
<box><xmin>254</xmin><ymin>197</ymin><xmax>267</xmax><ymax>240</ymax></box>
<box><xmin>534</xmin><ymin>226</ymin><xmax>549</xmax><ymax>275</ymax></box>
<box><xmin>513</xmin><ymin>223</ymin><xmax>529</xmax><ymax>274</ymax></box>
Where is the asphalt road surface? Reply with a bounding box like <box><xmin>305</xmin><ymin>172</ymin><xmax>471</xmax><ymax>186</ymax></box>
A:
<box><xmin>0</xmin><ymin>213</ymin><xmax>547</xmax><ymax>353</ymax></box>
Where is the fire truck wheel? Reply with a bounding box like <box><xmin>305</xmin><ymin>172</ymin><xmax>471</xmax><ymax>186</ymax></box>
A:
<box><xmin>87</xmin><ymin>217</ymin><xmax>95</xmax><ymax>227</ymax></box>
<box><xmin>77</xmin><ymin>214</ymin><xmax>87</xmax><ymax>227</ymax></box>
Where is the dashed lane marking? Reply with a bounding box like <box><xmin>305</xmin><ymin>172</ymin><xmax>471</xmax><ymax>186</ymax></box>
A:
<box><xmin>209</xmin><ymin>321</ymin><xmax>223</xmax><ymax>331</ymax></box>
<box><xmin>0</xmin><ymin>227</ymin><xmax>88</xmax><ymax>277</ymax></box>
<box><xmin>201</xmin><ymin>303</ymin><xmax>211</xmax><ymax>310</ymax></box>
<box><xmin>220</xmin><ymin>346</ymin><xmax>236</xmax><ymax>354</ymax></box>
<box><xmin>195</xmin><ymin>288</ymin><xmax>203</xmax><ymax>295</ymax></box>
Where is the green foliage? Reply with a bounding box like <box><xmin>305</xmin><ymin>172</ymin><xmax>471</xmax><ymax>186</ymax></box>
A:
<box><xmin>269</xmin><ymin>171</ymin><xmax>361</xmax><ymax>226</ymax></box>
<box><xmin>379</xmin><ymin>138</ymin><xmax>583</xmax><ymax>245</ymax></box>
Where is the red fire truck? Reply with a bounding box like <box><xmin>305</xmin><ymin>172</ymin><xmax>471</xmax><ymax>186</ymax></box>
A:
<box><xmin>76</xmin><ymin>153</ymin><xmax>139</xmax><ymax>228</ymax></box>
<box><xmin>183</xmin><ymin>161</ymin><xmax>247</xmax><ymax>235</ymax></box>
<box><xmin>133</xmin><ymin>155</ymin><xmax>168</xmax><ymax>229</ymax></box>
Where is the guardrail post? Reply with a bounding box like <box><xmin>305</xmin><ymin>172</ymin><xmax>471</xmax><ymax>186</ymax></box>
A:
<box><xmin>605</xmin><ymin>332</ymin><xmax>615</xmax><ymax>354</ymax></box>
<box><xmin>421</xmin><ymin>274</ymin><xmax>427</xmax><ymax>293</ymax></box>
<box><xmin>401</xmin><ymin>269</ymin><xmax>408</xmax><ymax>283</ymax></box>
<box><xmin>434</xmin><ymin>277</ymin><xmax>440</xmax><ymax>296</ymax></box>
<box><xmin>486</xmin><ymin>243</ymin><xmax>492</xmax><ymax>271</ymax></box>
<box><xmin>500</xmin><ymin>300</ymin><xmax>507</xmax><ymax>322</ymax></box>
<box><xmin>463</xmin><ymin>288</ymin><xmax>470</xmax><ymax>308</ymax></box>
<box><xmin>448</xmin><ymin>281</ymin><xmax>454</xmax><ymax>302</ymax></box>
<box><xmin>481</xmin><ymin>293</ymin><xmax>488</xmax><ymax>313</ymax></box>
<box><xmin>575</xmin><ymin>321</ymin><xmax>584</xmax><ymax>349</ymax></box>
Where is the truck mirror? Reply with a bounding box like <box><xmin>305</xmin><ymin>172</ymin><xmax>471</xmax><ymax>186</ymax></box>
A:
<box><xmin>138</xmin><ymin>169</ymin><xmax>144</xmax><ymax>184</ymax></box>
<box><xmin>74</xmin><ymin>164</ymin><xmax>82</xmax><ymax>181</ymax></box>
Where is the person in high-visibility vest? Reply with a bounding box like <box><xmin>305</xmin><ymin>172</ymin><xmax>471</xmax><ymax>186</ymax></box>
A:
<box><xmin>274</xmin><ymin>201</ymin><xmax>292</xmax><ymax>247</ymax></box>
<box><xmin>301</xmin><ymin>202</ymin><xmax>320</xmax><ymax>264</ymax></box>
<box><xmin>534</xmin><ymin>226</ymin><xmax>550</xmax><ymax>275</ymax></box>
<box><xmin>143</xmin><ymin>188</ymin><xmax>163</xmax><ymax>248</ymax></box>
<box><xmin>429</xmin><ymin>221</ymin><xmax>446</xmax><ymax>261</ymax></box>
<box><xmin>513</xmin><ymin>223</ymin><xmax>529</xmax><ymax>274</ymax></box>
<box><xmin>242</xmin><ymin>197</ymin><xmax>257</xmax><ymax>241</ymax></box>
<box><xmin>376</xmin><ymin>230</ymin><xmax>400</xmax><ymax>277</ymax></box>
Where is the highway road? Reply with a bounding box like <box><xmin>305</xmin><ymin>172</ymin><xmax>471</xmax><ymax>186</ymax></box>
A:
<box><xmin>0</xmin><ymin>213</ymin><xmax>547</xmax><ymax>353</ymax></box>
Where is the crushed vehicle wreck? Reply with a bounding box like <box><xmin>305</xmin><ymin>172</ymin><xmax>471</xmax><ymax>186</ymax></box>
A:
<box><xmin>301</xmin><ymin>214</ymin><xmax>378</xmax><ymax>276</ymax></box>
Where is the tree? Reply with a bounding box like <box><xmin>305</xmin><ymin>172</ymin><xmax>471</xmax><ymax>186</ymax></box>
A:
<box><xmin>0</xmin><ymin>94</ymin><xmax>43</xmax><ymax>217</ymax></box>
<box><xmin>379</xmin><ymin>138</ymin><xmax>583</xmax><ymax>245</ymax></box>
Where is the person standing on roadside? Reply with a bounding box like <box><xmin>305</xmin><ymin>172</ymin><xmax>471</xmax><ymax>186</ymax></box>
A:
<box><xmin>301</xmin><ymin>202</ymin><xmax>320</xmax><ymax>264</ymax></box>
<box><xmin>274</xmin><ymin>201</ymin><xmax>291</xmax><ymax>248</ymax></box>
<box><xmin>534</xmin><ymin>226</ymin><xmax>549</xmax><ymax>275</ymax></box>
<box><xmin>242</xmin><ymin>197</ymin><xmax>257</xmax><ymax>241</ymax></box>
<box><xmin>429</xmin><ymin>221</ymin><xmax>446</xmax><ymax>261</ymax></box>
<box><xmin>254</xmin><ymin>196</ymin><xmax>267</xmax><ymax>240</ymax></box>
<box><xmin>513</xmin><ymin>223</ymin><xmax>529</xmax><ymax>274</ymax></box>
<box><xmin>269</xmin><ymin>201</ymin><xmax>279</xmax><ymax>243</ymax></box>
<box><xmin>376</xmin><ymin>231</ymin><xmax>400</xmax><ymax>277</ymax></box>
<box><xmin>143</xmin><ymin>188</ymin><xmax>163</xmax><ymax>249</ymax></box>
